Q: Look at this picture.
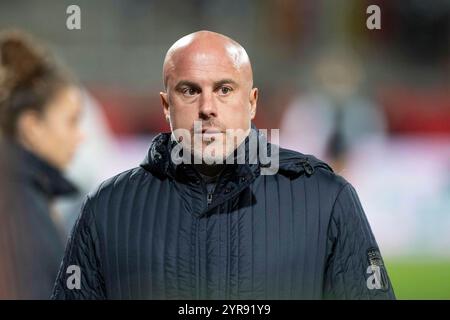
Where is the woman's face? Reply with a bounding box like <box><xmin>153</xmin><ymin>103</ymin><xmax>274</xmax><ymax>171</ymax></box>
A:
<box><xmin>19</xmin><ymin>86</ymin><xmax>84</xmax><ymax>170</ymax></box>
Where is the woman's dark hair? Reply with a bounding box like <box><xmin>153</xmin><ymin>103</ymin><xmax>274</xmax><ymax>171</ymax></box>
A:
<box><xmin>0</xmin><ymin>30</ymin><xmax>72</xmax><ymax>138</ymax></box>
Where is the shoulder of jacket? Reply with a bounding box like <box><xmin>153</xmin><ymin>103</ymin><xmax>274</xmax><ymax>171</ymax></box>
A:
<box><xmin>278</xmin><ymin>147</ymin><xmax>349</xmax><ymax>191</ymax></box>
<box><xmin>86</xmin><ymin>166</ymin><xmax>156</xmax><ymax>205</ymax></box>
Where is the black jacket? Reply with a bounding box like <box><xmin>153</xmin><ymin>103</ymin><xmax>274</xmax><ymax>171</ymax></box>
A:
<box><xmin>0</xmin><ymin>140</ymin><xmax>77</xmax><ymax>299</ymax></box>
<box><xmin>52</xmin><ymin>129</ymin><xmax>395</xmax><ymax>299</ymax></box>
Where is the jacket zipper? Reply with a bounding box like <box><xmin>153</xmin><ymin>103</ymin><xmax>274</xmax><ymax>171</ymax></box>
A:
<box><xmin>207</xmin><ymin>192</ymin><xmax>213</xmax><ymax>205</ymax></box>
<box><xmin>203</xmin><ymin>169</ymin><xmax>225</xmax><ymax>207</ymax></box>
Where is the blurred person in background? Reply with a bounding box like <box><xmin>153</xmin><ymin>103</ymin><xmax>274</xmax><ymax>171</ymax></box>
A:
<box><xmin>54</xmin><ymin>89</ymin><xmax>121</xmax><ymax>236</ymax></box>
<box><xmin>0</xmin><ymin>30</ymin><xmax>83</xmax><ymax>299</ymax></box>
<box><xmin>280</xmin><ymin>48</ymin><xmax>387</xmax><ymax>173</ymax></box>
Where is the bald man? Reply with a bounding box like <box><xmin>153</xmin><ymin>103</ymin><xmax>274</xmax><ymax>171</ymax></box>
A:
<box><xmin>52</xmin><ymin>31</ymin><xmax>395</xmax><ymax>300</ymax></box>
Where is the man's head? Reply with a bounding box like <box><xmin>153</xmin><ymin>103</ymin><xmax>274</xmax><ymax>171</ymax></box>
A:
<box><xmin>160</xmin><ymin>30</ymin><xmax>258</xmax><ymax>164</ymax></box>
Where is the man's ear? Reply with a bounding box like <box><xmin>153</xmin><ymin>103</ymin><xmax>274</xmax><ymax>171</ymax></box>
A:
<box><xmin>249</xmin><ymin>87</ymin><xmax>258</xmax><ymax>119</ymax></box>
<box><xmin>160</xmin><ymin>92</ymin><xmax>170</xmax><ymax>122</ymax></box>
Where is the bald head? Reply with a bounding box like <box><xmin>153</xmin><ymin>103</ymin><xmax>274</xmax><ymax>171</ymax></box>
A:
<box><xmin>162</xmin><ymin>31</ymin><xmax>253</xmax><ymax>90</ymax></box>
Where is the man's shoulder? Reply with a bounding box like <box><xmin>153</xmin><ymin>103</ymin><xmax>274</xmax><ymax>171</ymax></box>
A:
<box><xmin>277</xmin><ymin>146</ymin><xmax>349</xmax><ymax>193</ymax></box>
<box><xmin>84</xmin><ymin>165</ymin><xmax>160</xmax><ymax>209</ymax></box>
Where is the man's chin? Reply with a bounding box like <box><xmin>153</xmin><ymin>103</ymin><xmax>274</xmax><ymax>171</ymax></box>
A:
<box><xmin>192</xmin><ymin>152</ymin><xmax>227</xmax><ymax>165</ymax></box>
<box><xmin>176</xmin><ymin>139</ymin><xmax>239</xmax><ymax>165</ymax></box>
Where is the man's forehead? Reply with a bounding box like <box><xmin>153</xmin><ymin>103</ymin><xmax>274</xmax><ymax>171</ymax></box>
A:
<box><xmin>167</xmin><ymin>52</ymin><xmax>242</xmax><ymax>83</ymax></box>
<box><xmin>163</xmin><ymin>31</ymin><xmax>252</xmax><ymax>88</ymax></box>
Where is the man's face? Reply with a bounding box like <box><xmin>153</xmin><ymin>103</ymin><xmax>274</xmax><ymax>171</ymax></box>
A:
<box><xmin>161</xmin><ymin>41</ymin><xmax>258</xmax><ymax>163</ymax></box>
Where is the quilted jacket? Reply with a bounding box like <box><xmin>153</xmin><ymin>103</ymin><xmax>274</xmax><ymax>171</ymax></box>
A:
<box><xmin>52</xmin><ymin>129</ymin><xmax>395</xmax><ymax>299</ymax></box>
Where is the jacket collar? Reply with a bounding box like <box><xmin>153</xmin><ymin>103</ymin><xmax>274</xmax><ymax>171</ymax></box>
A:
<box><xmin>140</xmin><ymin>124</ymin><xmax>333</xmax><ymax>180</ymax></box>
<box><xmin>141</xmin><ymin>124</ymin><xmax>261</xmax><ymax>180</ymax></box>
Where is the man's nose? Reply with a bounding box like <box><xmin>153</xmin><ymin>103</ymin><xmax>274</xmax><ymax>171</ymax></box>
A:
<box><xmin>198</xmin><ymin>91</ymin><xmax>217</xmax><ymax>119</ymax></box>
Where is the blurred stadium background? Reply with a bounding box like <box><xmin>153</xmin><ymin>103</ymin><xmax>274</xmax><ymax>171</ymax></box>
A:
<box><xmin>0</xmin><ymin>0</ymin><xmax>449</xmax><ymax>299</ymax></box>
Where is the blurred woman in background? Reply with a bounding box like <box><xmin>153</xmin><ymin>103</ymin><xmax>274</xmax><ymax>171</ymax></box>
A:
<box><xmin>0</xmin><ymin>30</ymin><xmax>83</xmax><ymax>299</ymax></box>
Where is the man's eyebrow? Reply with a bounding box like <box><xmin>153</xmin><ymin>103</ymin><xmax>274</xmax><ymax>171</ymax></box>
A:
<box><xmin>174</xmin><ymin>80</ymin><xmax>201</xmax><ymax>91</ymax></box>
<box><xmin>213</xmin><ymin>79</ymin><xmax>239</xmax><ymax>88</ymax></box>
<box><xmin>174</xmin><ymin>79</ymin><xmax>239</xmax><ymax>91</ymax></box>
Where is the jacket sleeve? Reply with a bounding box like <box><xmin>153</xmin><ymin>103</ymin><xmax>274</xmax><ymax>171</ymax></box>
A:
<box><xmin>51</xmin><ymin>197</ymin><xmax>106</xmax><ymax>299</ymax></box>
<box><xmin>323</xmin><ymin>183</ymin><xmax>396</xmax><ymax>300</ymax></box>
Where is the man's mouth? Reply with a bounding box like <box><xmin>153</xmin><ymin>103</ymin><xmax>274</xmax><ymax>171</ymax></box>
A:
<box><xmin>201</xmin><ymin>127</ymin><xmax>223</xmax><ymax>134</ymax></box>
<box><xmin>198</xmin><ymin>128</ymin><xmax>223</xmax><ymax>142</ymax></box>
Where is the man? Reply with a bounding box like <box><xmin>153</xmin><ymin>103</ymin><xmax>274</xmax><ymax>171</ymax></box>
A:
<box><xmin>52</xmin><ymin>31</ymin><xmax>395</xmax><ymax>299</ymax></box>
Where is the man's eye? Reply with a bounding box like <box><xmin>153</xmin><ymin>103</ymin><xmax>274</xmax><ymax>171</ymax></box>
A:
<box><xmin>182</xmin><ymin>88</ymin><xmax>198</xmax><ymax>96</ymax></box>
<box><xmin>219</xmin><ymin>86</ymin><xmax>232</xmax><ymax>95</ymax></box>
